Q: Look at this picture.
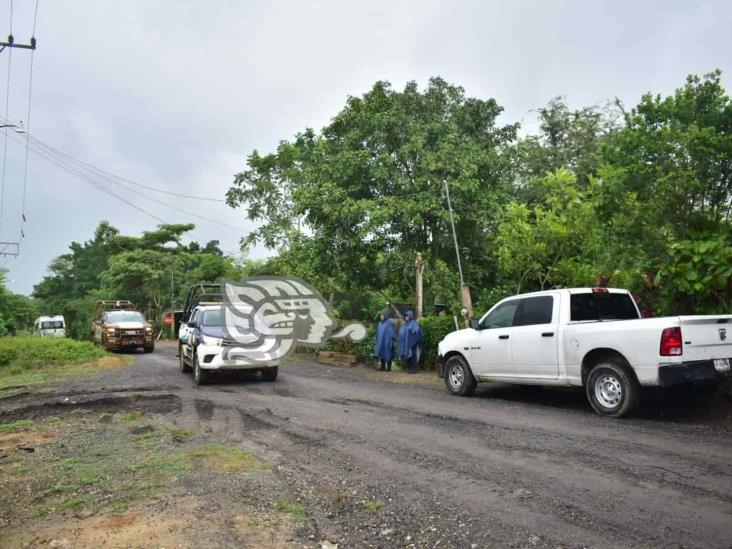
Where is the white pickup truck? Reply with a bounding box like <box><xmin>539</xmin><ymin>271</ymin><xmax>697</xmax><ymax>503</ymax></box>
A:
<box><xmin>436</xmin><ymin>288</ymin><xmax>732</xmax><ymax>417</ymax></box>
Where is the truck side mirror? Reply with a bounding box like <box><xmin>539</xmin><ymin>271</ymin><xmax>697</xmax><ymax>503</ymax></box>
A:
<box><xmin>469</xmin><ymin>318</ymin><xmax>481</xmax><ymax>330</ymax></box>
<box><xmin>187</xmin><ymin>321</ymin><xmax>196</xmax><ymax>328</ymax></box>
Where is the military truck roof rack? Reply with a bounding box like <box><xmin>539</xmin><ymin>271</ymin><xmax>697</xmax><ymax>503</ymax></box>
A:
<box><xmin>182</xmin><ymin>284</ymin><xmax>223</xmax><ymax>322</ymax></box>
<box><xmin>94</xmin><ymin>300</ymin><xmax>137</xmax><ymax>317</ymax></box>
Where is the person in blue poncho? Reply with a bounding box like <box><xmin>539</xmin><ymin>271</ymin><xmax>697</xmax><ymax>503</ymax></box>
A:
<box><xmin>398</xmin><ymin>309</ymin><xmax>423</xmax><ymax>374</ymax></box>
<box><xmin>373</xmin><ymin>312</ymin><xmax>395</xmax><ymax>371</ymax></box>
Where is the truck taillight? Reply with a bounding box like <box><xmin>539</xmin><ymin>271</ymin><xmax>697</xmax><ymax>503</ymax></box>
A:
<box><xmin>592</xmin><ymin>288</ymin><xmax>609</xmax><ymax>293</ymax></box>
<box><xmin>660</xmin><ymin>327</ymin><xmax>683</xmax><ymax>356</ymax></box>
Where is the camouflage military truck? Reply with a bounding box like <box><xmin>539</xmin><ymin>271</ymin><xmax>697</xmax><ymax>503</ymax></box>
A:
<box><xmin>91</xmin><ymin>300</ymin><xmax>155</xmax><ymax>353</ymax></box>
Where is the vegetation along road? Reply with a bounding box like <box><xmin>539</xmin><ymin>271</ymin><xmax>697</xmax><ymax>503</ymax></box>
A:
<box><xmin>1</xmin><ymin>343</ymin><xmax>730</xmax><ymax>548</ymax></box>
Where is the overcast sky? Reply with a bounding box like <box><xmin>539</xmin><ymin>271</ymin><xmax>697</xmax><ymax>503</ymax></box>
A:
<box><xmin>0</xmin><ymin>0</ymin><xmax>730</xmax><ymax>295</ymax></box>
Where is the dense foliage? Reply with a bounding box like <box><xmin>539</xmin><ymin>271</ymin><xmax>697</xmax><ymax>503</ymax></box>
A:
<box><xmin>31</xmin><ymin>222</ymin><xmax>258</xmax><ymax>339</ymax></box>
<box><xmin>229</xmin><ymin>70</ymin><xmax>732</xmax><ymax>318</ymax></box>
<box><xmin>0</xmin><ymin>270</ymin><xmax>39</xmax><ymax>336</ymax></box>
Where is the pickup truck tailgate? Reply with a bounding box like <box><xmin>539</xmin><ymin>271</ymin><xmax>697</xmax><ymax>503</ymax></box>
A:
<box><xmin>679</xmin><ymin>315</ymin><xmax>732</xmax><ymax>361</ymax></box>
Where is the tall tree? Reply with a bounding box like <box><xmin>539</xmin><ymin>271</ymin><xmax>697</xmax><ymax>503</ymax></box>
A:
<box><xmin>227</xmin><ymin>77</ymin><xmax>518</xmax><ymax>299</ymax></box>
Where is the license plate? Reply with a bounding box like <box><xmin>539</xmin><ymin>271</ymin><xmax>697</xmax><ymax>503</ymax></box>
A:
<box><xmin>714</xmin><ymin>358</ymin><xmax>731</xmax><ymax>372</ymax></box>
<box><xmin>123</xmin><ymin>339</ymin><xmax>140</xmax><ymax>346</ymax></box>
<box><xmin>125</xmin><ymin>330</ymin><xmax>138</xmax><ymax>335</ymax></box>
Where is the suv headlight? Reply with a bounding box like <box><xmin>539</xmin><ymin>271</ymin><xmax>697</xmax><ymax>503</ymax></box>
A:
<box><xmin>201</xmin><ymin>335</ymin><xmax>223</xmax><ymax>346</ymax></box>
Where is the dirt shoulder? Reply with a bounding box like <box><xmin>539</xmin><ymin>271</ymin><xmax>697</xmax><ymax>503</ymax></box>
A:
<box><xmin>0</xmin><ymin>400</ymin><xmax>312</xmax><ymax>548</ymax></box>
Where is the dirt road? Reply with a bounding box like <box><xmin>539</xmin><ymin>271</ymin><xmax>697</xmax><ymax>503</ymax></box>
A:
<box><xmin>3</xmin><ymin>343</ymin><xmax>732</xmax><ymax>548</ymax></box>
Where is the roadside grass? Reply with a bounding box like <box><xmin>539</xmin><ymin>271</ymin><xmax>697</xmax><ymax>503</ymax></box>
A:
<box><xmin>361</xmin><ymin>499</ymin><xmax>385</xmax><ymax>511</ymax></box>
<box><xmin>0</xmin><ymin>419</ymin><xmax>33</xmax><ymax>432</ymax></box>
<box><xmin>0</xmin><ymin>335</ymin><xmax>131</xmax><ymax>394</ymax></box>
<box><xmin>188</xmin><ymin>444</ymin><xmax>271</xmax><ymax>472</ymax></box>
<box><xmin>274</xmin><ymin>496</ymin><xmax>309</xmax><ymax>524</ymax></box>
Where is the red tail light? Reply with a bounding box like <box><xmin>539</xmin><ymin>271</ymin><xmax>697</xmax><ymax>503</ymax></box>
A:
<box><xmin>660</xmin><ymin>327</ymin><xmax>683</xmax><ymax>356</ymax></box>
<box><xmin>592</xmin><ymin>288</ymin><xmax>609</xmax><ymax>293</ymax></box>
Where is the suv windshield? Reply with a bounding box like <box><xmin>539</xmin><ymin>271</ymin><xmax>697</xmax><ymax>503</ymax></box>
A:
<box><xmin>570</xmin><ymin>293</ymin><xmax>639</xmax><ymax>321</ymax></box>
<box><xmin>202</xmin><ymin>309</ymin><xmax>224</xmax><ymax>326</ymax></box>
<box><xmin>105</xmin><ymin>311</ymin><xmax>145</xmax><ymax>323</ymax></box>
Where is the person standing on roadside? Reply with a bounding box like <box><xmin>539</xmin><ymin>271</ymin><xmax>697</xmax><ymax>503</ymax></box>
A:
<box><xmin>374</xmin><ymin>311</ymin><xmax>395</xmax><ymax>371</ymax></box>
<box><xmin>398</xmin><ymin>309</ymin><xmax>423</xmax><ymax>374</ymax></box>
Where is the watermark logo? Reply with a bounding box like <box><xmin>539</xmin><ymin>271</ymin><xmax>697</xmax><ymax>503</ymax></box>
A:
<box><xmin>220</xmin><ymin>276</ymin><xmax>366</xmax><ymax>365</ymax></box>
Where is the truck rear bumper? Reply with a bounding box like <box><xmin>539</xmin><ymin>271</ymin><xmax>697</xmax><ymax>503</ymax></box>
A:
<box><xmin>659</xmin><ymin>359</ymin><xmax>731</xmax><ymax>386</ymax></box>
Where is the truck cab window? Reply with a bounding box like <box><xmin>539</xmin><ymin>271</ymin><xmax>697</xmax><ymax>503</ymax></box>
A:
<box><xmin>481</xmin><ymin>300</ymin><xmax>520</xmax><ymax>329</ymax></box>
<box><xmin>516</xmin><ymin>296</ymin><xmax>554</xmax><ymax>326</ymax></box>
<box><xmin>570</xmin><ymin>293</ymin><xmax>639</xmax><ymax>321</ymax></box>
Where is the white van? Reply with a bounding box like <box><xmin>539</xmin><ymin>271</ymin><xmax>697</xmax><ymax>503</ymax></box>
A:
<box><xmin>33</xmin><ymin>316</ymin><xmax>66</xmax><ymax>338</ymax></box>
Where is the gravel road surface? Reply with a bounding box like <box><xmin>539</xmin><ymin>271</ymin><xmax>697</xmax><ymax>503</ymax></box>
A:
<box><xmin>4</xmin><ymin>343</ymin><xmax>731</xmax><ymax>548</ymax></box>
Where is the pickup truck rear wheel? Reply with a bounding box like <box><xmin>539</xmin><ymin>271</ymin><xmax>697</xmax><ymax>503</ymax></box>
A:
<box><xmin>193</xmin><ymin>354</ymin><xmax>209</xmax><ymax>386</ymax></box>
<box><xmin>178</xmin><ymin>345</ymin><xmax>191</xmax><ymax>373</ymax></box>
<box><xmin>586</xmin><ymin>361</ymin><xmax>640</xmax><ymax>418</ymax></box>
<box><xmin>444</xmin><ymin>355</ymin><xmax>477</xmax><ymax>396</ymax></box>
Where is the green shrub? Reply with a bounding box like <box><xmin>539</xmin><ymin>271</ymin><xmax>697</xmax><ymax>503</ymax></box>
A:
<box><xmin>0</xmin><ymin>336</ymin><xmax>107</xmax><ymax>374</ymax></box>
<box><xmin>318</xmin><ymin>320</ymin><xmax>376</xmax><ymax>363</ymax></box>
<box><xmin>419</xmin><ymin>315</ymin><xmax>458</xmax><ymax>371</ymax></box>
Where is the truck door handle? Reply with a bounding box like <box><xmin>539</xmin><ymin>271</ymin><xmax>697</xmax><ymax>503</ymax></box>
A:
<box><xmin>542</xmin><ymin>332</ymin><xmax>554</xmax><ymax>337</ymax></box>
<box><xmin>498</xmin><ymin>335</ymin><xmax>509</xmax><ymax>340</ymax></box>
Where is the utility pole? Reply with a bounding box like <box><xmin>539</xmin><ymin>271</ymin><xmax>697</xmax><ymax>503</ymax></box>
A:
<box><xmin>415</xmin><ymin>252</ymin><xmax>424</xmax><ymax>319</ymax></box>
<box><xmin>0</xmin><ymin>35</ymin><xmax>36</xmax><ymax>54</ymax></box>
<box><xmin>443</xmin><ymin>180</ymin><xmax>474</xmax><ymax>319</ymax></box>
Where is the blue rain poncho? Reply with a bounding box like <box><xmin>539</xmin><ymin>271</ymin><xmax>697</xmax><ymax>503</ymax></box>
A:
<box><xmin>398</xmin><ymin>309</ymin><xmax>423</xmax><ymax>360</ymax></box>
<box><xmin>373</xmin><ymin>313</ymin><xmax>395</xmax><ymax>362</ymax></box>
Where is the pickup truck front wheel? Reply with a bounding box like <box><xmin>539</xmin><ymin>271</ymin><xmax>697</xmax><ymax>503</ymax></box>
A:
<box><xmin>444</xmin><ymin>355</ymin><xmax>476</xmax><ymax>396</ymax></box>
<box><xmin>193</xmin><ymin>354</ymin><xmax>209</xmax><ymax>386</ymax></box>
<box><xmin>586</xmin><ymin>361</ymin><xmax>640</xmax><ymax>418</ymax></box>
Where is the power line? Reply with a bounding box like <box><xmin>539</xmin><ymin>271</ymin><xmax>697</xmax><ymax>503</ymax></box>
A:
<box><xmin>4</xmin><ymin>130</ymin><xmax>246</xmax><ymax>236</ymax></box>
<box><xmin>40</xmin><ymin>146</ymin><xmax>225</xmax><ymax>202</ymax></box>
<box><xmin>21</xmin><ymin>135</ymin><xmax>244</xmax><ymax>232</ymax></box>
<box><xmin>5</xmin><ymin>130</ymin><xmax>168</xmax><ymax>224</ymax></box>
<box><xmin>31</xmin><ymin>0</ymin><xmax>39</xmax><ymax>36</ymax></box>
<box><xmin>2</xmin><ymin>122</ymin><xmax>224</xmax><ymax>202</ymax></box>
<box><xmin>20</xmin><ymin>0</ymin><xmax>39</xmax><ymax>238</ymax></box>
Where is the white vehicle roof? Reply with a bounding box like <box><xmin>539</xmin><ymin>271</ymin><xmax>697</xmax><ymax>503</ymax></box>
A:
<box><xmin>497</xmin><ymin>287</ymin><xmax>630</xmax><ymax>299</ymax></box>
<box><xmin>36</xmin><ymin>315</ymin><xmax>65</xmax><ymax>322</ymax></box>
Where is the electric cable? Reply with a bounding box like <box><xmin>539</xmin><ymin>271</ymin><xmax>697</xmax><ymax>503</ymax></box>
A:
<box><xmin>22</xmin><ymin>135</ymin><xmax>244</xmax><ymax>232</ymax></box>
<box><xmin>4</xmin><ymin>130</ymin><xmax>245</xmax><ymax>237</ymax></box>
<box><xmin>0</xmin><ymin>112</ymin><xmax>224</xmax><ymax>202</ymax></box>
<box><xmin>19</xmin><ymin>0</ymin><xmax>40</xmax><ymax>238</ymax></box>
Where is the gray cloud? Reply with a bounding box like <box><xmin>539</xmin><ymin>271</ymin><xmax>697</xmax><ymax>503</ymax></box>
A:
<box><xmin>0</xmin><ymin>0</ymin><xmax>730</xmax><ymax>294</ymax></box>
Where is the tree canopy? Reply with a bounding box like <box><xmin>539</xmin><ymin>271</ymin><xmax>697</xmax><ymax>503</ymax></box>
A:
<box><xmin>229</xmin><ymin>70</ymin><xmax>732</xmax><ymax>318</ymax></box>
<box><xmin>32</xmin><ymin>222</ymin><xmax>254</xmax><ymax>339</ymax></box>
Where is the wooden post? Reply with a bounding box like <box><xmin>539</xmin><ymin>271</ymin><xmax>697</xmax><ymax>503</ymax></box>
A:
<box><xmin>415</xmin><ymin>252</ymin><xmax>424</xmax><ymax>319</ymax></box>
<box><xmin>460</xmin><ymin>283</ymin><xmax>474</xmax><ymax>319</ymax></box>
